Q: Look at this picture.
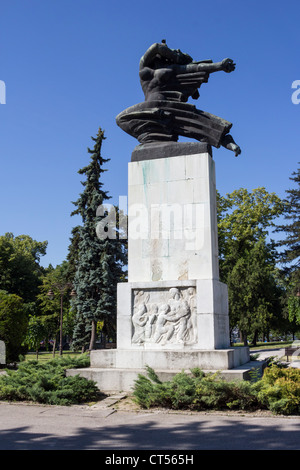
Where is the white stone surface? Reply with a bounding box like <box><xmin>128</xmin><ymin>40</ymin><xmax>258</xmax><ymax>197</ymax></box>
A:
<box><xmin>118</xmin><ymin>152</ymin><xmax>234</xmax><ymax>356</ymax></box>
<box><xmin>128</xmin><ymin>153</ymin><xmax>219</xmax><ymax>282</ymax></box>
<box><xmin>117</xmin><ymin>279</ymin><xmax>230</xmax><ymax>351</ymax></box>
<box><xmin>90</xmin><ymin>347</ymin><xmax>250</xmax><ymax>371</ymax></box>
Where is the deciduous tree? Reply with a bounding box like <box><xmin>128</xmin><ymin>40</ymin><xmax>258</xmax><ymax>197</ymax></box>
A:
<box><xmin>0</xmin><ymin>290</ymin><xmax>27</xmax><ymax>362</ymax></box>
<box><xmin>0</xmin><ymin>233</ymin><xmax>47</xmax><ymax>303</ymax></box>
<box><xmin>217</xmin><ymin>187</ymin><xmax>285</xmax><ymax>345</ymax></box>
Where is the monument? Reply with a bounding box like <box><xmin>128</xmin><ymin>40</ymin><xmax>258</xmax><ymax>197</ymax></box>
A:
<box><xmin>68</xmin><ymin>41</ymin><xmax>253</xmax><ymax>392</ymax></box>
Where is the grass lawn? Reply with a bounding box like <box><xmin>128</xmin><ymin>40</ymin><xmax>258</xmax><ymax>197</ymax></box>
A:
<box><xmin>25</xmin><ymin>341</ymin><xmax>295</xmax><ymax>363</ymax></box>
<box><xmin>25</xmin><ymin>351</ymin><xmax>83</xmax><ymax>363</ymax></box>
<box><xmin>233</xmin><ymin>341</ymin><xmax>294</xmax><ymax>350</ymax></box>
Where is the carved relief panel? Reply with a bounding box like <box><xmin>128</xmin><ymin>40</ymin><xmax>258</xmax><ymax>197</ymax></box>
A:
<box><xmin>132</xmin><ymin>287</ymin><xmax>197</xmax><ymax>345</ymax></box>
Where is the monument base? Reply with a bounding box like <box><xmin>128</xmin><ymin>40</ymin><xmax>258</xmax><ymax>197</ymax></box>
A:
<box><xmin>66</xmin><ymin>346</ymin><xmax>257</xmax><ymax>393</ymax></box>
<box><xmin>66</xmin><ymin>148</ymin><xmax>256</xmax><ymax>394</ymax></box>
<box><xmin>66</xmin><ymin>278</ymin><xmax>253</xmax><ymax>393</ymax></box>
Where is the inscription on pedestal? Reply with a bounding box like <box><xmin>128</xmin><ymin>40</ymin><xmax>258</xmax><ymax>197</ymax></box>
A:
<box><xmin>132</xmin><ymin>287</ymin><xmax>197</xmax><ymax>345</ymax></box>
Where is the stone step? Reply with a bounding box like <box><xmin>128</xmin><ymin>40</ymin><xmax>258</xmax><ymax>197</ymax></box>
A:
<box><xmin>66</xmin><ymin>361</ymin><xmax>265</xmax><ymax>393</ymax></box>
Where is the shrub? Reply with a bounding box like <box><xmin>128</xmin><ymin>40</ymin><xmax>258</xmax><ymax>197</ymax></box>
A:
<box><xmin>133</xmin><ymin>366</ymin><xmax>261</xmax><ymax>412</ymax></box>
<box><xmin>256</xmin><ymin>365</ymin><xmax>300</xmax><ymax>415</ymax></box>
<box><xmin>133</xmin><ymin>365</ymin><xmax>300</xmax><ymax>415</ymax></box>
<box><xmin>0</xmin><ymin>354</ymin><xmax>100</xmax><ymax>405</ymax></box>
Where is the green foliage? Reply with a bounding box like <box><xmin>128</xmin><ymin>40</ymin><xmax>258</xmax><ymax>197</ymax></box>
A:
<box><xmin>37</xmin><ymin>262</ymin><xmax>76</xmax><ymax>347</ymax></box>
<box><xmin>133</xmin><ymin>365</ymin><xmax>300</xmax><ymax>415</ymax></box>
<box><xmin>217</xmin><ymin>188</ymin><xmax>285</xmax><ymax>344</ymax></box>
<box><xmin>0</xmin><ymin>233</ymin><xmax>48</xmax><ymax>360</ymax></box>
<box><xmin>70</xmin><ymin>128</ymin><xmax>127</xmax><ymax>350</ymax></box>
<box><xmin>217</xmin><ymin>187</ymin><xmax>284</xmax><ymax>244</ymax></box>
<box><xmin>0</xmin><ymin>291</ymin><xmax>28</xmax><ymax>362</ymax></box>
<box><xmin>24</xmin><ymin>315</ymin><xmax>47</xmax><ymax>355</ymax></box>
<box><xmin>0</xmin><ymin>233</ymin><xmax>47</xmax><ymax>303</ymax></box>
<box><xmin>288</xmin><ymin>295</ymin><xmax>300</xmax><ymax>325</ymax></box>
<box><xmin>226</xmin><ymin>239</ymin><xmax>282</xmax><ymax>342</ymax></box>
<box><xmin>256</xmin><ymin>365</ymin><xmax>300</xmax><ymax>415</ymax></box>
<box><xmin>133</xmin><ymin>366</ymin><xmax>261</xmax><ymax>412</ymax></box>
<box><xmin>275</xmin><ymin>163</ymin><xmax>300</xmax><ymax>282</ymax></box>
<box><xmin>0</xmin><ymin>355</ymin><xmax>100</xmax><ymax>405</ymax></box>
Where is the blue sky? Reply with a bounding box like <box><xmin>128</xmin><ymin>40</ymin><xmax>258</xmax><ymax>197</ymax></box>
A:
<box><xmin>0</xmin><ymin>0</ymin><xmax>299</xmax><ymax>267</ymax></box>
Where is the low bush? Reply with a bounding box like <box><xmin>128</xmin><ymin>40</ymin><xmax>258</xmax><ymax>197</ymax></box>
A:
<box><xmin>256</xmin><ymin>365</ymin><xmax>300</xmax><ymax>415</ymax></box>
<box><xmin>0</xmin><ymin>354</ymin><xmax>100</xmax><ymax>405</ymax></box>
<box><xmin>133</xmin><ymin>366</ymin><xmax>261</xmax><ymax>412</ymax></box>
<box><xmin>133</xmin><ymin>365</ymin><xmax>300</xmax><ymax>415</ymax></box>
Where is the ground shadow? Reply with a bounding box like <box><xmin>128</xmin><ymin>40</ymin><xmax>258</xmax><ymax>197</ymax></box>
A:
<box><xmin>1</xmin><ymin>414</ymin><xmax>300</xmax><ymax>450</ymax></box>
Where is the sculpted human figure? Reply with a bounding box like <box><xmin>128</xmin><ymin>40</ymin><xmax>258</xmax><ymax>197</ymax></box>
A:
<box><xmin>145</xmin><ymin>305</ymin><xmax>158</xmax><ymax>340</ymax></box>
<box><xmin>131</xmin><ymin>288</ymin><xmax>197</xmax><ymax>345</ymax></box>
<box><xmin>116</xmin><ymin>40</ymin><xmax>241</xmax><ymax>157</ymax></box>
<box><xmin>186</xmin><ymin>287</ymin><xmax>197</xmax><ymax>342</ymax></box>
<box><xmin>139</xmin><ymin>41</ymin><xmax>234</xmax><ymax>103</ymax></box>
<box><xmin>153</xmin><ymin>304</ymin><xmax>176</xmax><ymax>343</ymax></box>
<box><xmin>132</xmin><ymin>291</ymin><xmax>149</xmax><ymax>343</ymax></box>
<box><xmin>167</xmin><ymin>288</ymin><xmax>191</xmax><ymax>343</ymax></box>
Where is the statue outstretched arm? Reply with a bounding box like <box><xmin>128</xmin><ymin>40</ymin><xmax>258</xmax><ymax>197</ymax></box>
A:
<box><xmin>176</xmin><ymin>58</ymin><xmax>236</xmax><ymax>75</ymax></box>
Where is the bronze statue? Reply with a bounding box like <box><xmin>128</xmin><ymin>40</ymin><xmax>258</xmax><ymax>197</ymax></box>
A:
<box><xmin>116</xmin><ymin>41</ymin><xmax>241</xmax><ymax>158</ymax></box>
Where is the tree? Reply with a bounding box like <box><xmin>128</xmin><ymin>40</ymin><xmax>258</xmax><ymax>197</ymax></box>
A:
<box><xmin>225</xmin><ymin>238</ymin><xmax>283</xmax><ymax>345</ymax></box>
<box><xmin>275</xmin><ymin>164</ymin><xmax>300</xmax><ymax>330</ymax></box>
<box><xmin>70</xmin><ymin>128</ymin><xmax>127</xmax><ymax>351</ymax></box>
<box><xmin>0</xmin><ymin>233</ymin><xmax>47</xmax><ymax>303</ymax></box>
<box><xmin>66</xmin><ymin>226</ymin><xmax>81</xmax><ymax>282</ymax></box>
<box><xmin>37</xmin><ymin>262</ymin><xmax>75</xmax><ymax>355</ymax></box>
<box><xmin>217</xmin><ymin>187</ymin><xmax>285</xmax><ymax>345</ymax></box>
<box><xmin>24</xmin><ymin>315</ymin><xmax>47</xmax><ymax>359</ymax></box>
<box><xmin>0</xmin><ymin>290</ymin><xmax>28</xmax><ymax>362</ymax></box>
<box><xmin>275</xmin><ymin>163</ymin><xmax>300</xmax><ymax>284</ymax></box>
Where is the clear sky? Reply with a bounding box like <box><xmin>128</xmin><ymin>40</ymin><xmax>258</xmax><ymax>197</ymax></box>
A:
<box><xmin>0</xmin><ymin>0</ymin><xmax>299</xmax><ymax>267</ymax></box>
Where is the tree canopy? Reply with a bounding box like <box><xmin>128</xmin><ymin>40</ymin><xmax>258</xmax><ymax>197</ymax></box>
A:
<box><xmin>276</xmin><ymin>163</ymin><xmax>300</xmax><ymax>285</ymax></box>
<box><xmin>217</xmin><ymin>187</ymin><xmax>285</xmax><ymax>344</ymax></box>
<box><xmin>275</xmin><ymin>163</ymin><xmax>300</xmax><ymax>327</ymax></box>
<box><xmin>0</xmin><ymin>233</ymin><xmax>47</xmax><ymax>303</ymax></box>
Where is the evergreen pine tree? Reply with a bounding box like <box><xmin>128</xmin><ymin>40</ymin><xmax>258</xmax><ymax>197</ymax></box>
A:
<box><xmin>276</xmin><ymin>163</ymin><xmax>300</xmax><ymax>288</ymax></box>
<box><xmin>70</xmin><ymin>128</ymin><xmax>127</xmax><ymax>351</ymax></box>
<box><xmin>66</xmin><ymin>226</ymin><xmax>81</xmax><ymax>281</ymax></box>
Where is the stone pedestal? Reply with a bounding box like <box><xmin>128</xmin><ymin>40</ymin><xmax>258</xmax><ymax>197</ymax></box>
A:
<box><xmin>127</xmin><ymin>149</ymin><xmax>219</xmax><ymax>282</ymax></box>
<box><xmin>67</xmin><ymin>144</ymin><xmax>251</xmax><ymax>392</ymax></box>
<box><xmin>117</xmin><ymin>280</ymin><xmax>230</xmax><ymax>351</ymax></box>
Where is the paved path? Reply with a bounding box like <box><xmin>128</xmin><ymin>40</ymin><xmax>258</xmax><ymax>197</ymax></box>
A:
<box><xmin>0</xmin><ymin>401</ymin><xmax>299</xmax><ymax>451</ymax></box>
<box><xmin>1</xmin><ymin>348</ymin><xmax>299</xmax><ymax>452</ymax></box>
<box><xmin>251</xmin><ymin>347</ymin><xmax>300</xmax><ymax>368</ymax></box>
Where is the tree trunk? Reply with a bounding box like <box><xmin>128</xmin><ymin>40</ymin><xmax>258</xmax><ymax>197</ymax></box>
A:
<box><xmin>242</xmin><ymin>331</ymin><xmax>248</xmax><ymax>346</ymax></box>
<box><xmin>89</xmin><ymin>320</ymin><xmax>96</xmax><ymax>351</ymax></box>
<box><xmin>52</xmin><ymin>337</ymin><xmax>57</xmax><ymax>357</ymax></box>
<box><xmin>252</xmin><ymin>330</ymin><xmax>258</xmax><ymax>347</ymax></box>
